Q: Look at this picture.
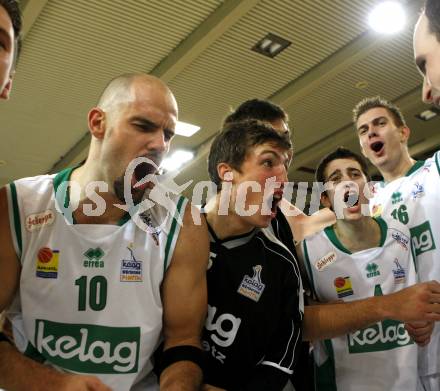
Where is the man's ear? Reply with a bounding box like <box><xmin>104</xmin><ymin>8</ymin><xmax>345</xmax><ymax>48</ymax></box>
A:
<box><xmin>217</xmin><ymin>162</ymin><xmax>234</xmax><ymax>183</ymax></box>
<box><xmin>0</xmin><ymin>76</ymin><xmax>13</xmax><ymax>100</ymax></box>
<box><xmin>88</xmin><ymin>107</ymin><xmax>106</xmax><ymax>139</ymax></box>
<box><xmin>400</xmin><ymin>126</ymin><xmax>410</xmax><ymax>143</ymax></box>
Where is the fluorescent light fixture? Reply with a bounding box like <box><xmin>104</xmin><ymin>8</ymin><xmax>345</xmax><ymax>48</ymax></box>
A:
<box><xmin>175</xmin><ymin>121</ymin><xmax>200</xmax><ymax>137</ymax></box>
<box><xmin>252</xmin><ymin>33</ymin><xmax>291</xmax><ymax>58</ymax></box>
<box><xmin>161</xmin><ymin>150</ymin><xmax>194</xmax><ymax>171</ymax></box>
<box><xmin>368</xmin><ymin>1</ymin><xmax>406</xmax><ymax>34</ymax></box>
<box><xmin>415</xmin><ymin>107</ymin><xmax>440</xmax><ymax>121</ymax></box>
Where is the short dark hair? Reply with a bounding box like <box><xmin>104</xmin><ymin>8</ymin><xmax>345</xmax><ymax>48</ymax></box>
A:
<box><xmin>0</xmin><ymin>0</ymin><xmax>22</xmax><ymax>66</ymax></box>
<box><xmin>316</xmin><ymin>147</ymin><xmax>371</xmax><ymax>184</ymax></box>
<box><xmin>223</xmin><ymin>99</ymin><xmax>288</xmax><ymax>126</ymax></box>
<box><xmin>208</xmin><ymin>119</ymin><xmax>292</xmax><ymax>190</ymax></box>
<box><xmin>425</xmin><ymin>0</ymin><xmax>440</xmax><ymax>41</ymax></box>
<box><xmin>352</xmin><ymin>96</ymin><xmax>406</xmax><ymax>128</ymax></box>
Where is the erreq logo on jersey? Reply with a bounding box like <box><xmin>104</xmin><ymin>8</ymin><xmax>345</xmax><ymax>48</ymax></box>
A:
<box><xmin>315</xmin><ymin>251</ymin><xmax>337</xmax><ymax>271</ymax></box>
<box><xmin>35</xmin><ymin>319</ymin><xmax>139</xmax><ymax>373</ymax></box>
<box><xmin>410</xmin><ymin>221</ymin><xmax>436</xmax><ymax>256</ymax></box>
<box><xmin>36</xmin><ymin>247</ymin><xmax>59</xmax><ymax>278</ymax></box>
<box><xmin>371</xmin><ymin>204</ymin><xmax>383</xmax><ymax>218</ymax></box>
<box><xmin>334</xmin><ymin>276</ymin><xmax>354</xmax><ymax>298</ymax></box>
<box><xmin>237</xmin><ymin>265</ymin><xmax>265</xmax><ymax>302</ymax></box>
<box><xmin>26</xmin><ymin>210</ymin><xmax>54</xmax><ymax>232</ymax></box>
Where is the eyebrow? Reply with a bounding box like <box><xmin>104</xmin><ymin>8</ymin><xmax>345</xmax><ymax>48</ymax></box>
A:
<box><xmin>131</xmin><ymin>116</ymin><xmax>175</xmax><ymax>136</ymax></box>
<box><xmin>357</xmin><ymin>116</ymin><xmax>387</xmax><ymax>131</ymax></box>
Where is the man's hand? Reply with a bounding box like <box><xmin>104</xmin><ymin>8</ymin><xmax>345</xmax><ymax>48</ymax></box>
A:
<box><xmin>55</xmin><ymin>374</ymin><xmax>113</xmax><ymax>391</ymax></box>
<box><xmin>381</xmin><ymin>281</ymin><xmax>440</xmax><ymax>322</ymax></box>
<box><xmin>405</xmin><ymin>321</ymin><xmax>434</xmax><ymax>347</ymax></box>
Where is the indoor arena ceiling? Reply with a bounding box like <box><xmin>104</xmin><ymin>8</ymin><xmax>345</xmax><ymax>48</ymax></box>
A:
<box><xmin>1</xmin><ymin>0</ymin><xmax>437</xmax><ymax>203</ymax></box>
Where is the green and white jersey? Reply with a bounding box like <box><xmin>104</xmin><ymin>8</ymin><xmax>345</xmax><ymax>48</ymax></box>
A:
<box><xmin>370</xmin><ymin>152</ymin><xmax>440</xmax><ymax>376</ymax></box>
<box><xmin>303</xmin><ymin>218</ymin><xmax>420</xmax><ymax>391</ymax></box>
<box><xmin>5</xmin><ymin>168</ymin><xmax>187</xmax><ymax>391</ymax></box>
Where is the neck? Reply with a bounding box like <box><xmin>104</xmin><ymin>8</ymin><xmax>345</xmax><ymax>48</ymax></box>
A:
<box><xmin>333</xmin><ymin>217</ymin><xmax>381</xmax><ymax>252</ymax></box>
<box><xmin>381</xmin><ymin>151</ymin><xmax>416</xmax><ymax>182</ymax></box>
<box><xmin>205</xmin><ymin>195</ymin><xmax>255</xmax><ymax>240</ymax></box>
<box><xmin>69</xmin><ymin>163</ymin><xmax>127</xmax><ymax>224</ymax></box>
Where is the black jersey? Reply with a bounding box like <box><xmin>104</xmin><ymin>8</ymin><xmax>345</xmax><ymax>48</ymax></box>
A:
<box><xmin>202</xmin><ymin>223</ymin><xmax>304</xmax><ymax>390</ymax></box>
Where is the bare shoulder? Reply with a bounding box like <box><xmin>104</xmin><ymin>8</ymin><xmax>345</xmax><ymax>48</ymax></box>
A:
<box><xmin>172</xmin><ymin>203</ymin><xmax>209</xmax><ymax>268</ymax></box>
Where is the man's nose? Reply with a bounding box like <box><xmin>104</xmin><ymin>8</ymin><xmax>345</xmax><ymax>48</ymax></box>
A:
<box><xmin>422</xmin><ymin>77</ymin><xmax>434</xmax><ymax>105</ymax></box>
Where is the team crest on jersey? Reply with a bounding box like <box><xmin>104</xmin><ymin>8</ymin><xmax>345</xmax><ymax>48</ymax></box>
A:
<box><xmin>120</xmin><ymin>246</ymin><xmax>142</xmax><ymax>282</ymax></box>
<box><xmin>26</xmin><ymin>210</ymin><xmax>55</xmax><ymax>232</ymax></box>
<box><xmin>391</xmin><ymin>192</ymin><xmax>403</xmax><ymax>205</ymax></box>
<box><xmin>315</xmin><ymin>251</ymin><xmax>337</xmax><ymax>271</ymax></box>
<box><xmin>411</xmin><ymin>182</ymin><xmax>425</xmax><ymax>200</ymax></box>
<box><xmin>371</xmin><ymin>204</ymin><xmax>382</xmax><ymax>218</ymax></box>
<box><xmin>237</xmin><ymin>265</ymin><xmax>265</xmax><ymax>302</ymax></box>
<box><xmin>391</xmin><ymin>229</ymin><xmax>409</xmax><ymax>250</ymax></box>
<box><xmin>36</xmin><ymin>247</ymin><xmax>59</xmax><ymax>278</ymax></box>
<box><xmin>334</xmin><ymin>276</ymin><xmax>354</xmax><ymax>298</ymax></box>
<box><xmin>392</xmin><ymin>259</ymin><xmax>406</xmax><ymax>284</ymax></box>
<box><xmin>366</xmin><ymin>263</ymin><xmax>380</xmax><ymax>278</ymax></box>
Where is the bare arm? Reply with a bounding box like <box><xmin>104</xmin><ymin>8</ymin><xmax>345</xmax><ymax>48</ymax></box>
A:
<box><xmin>159</xmin><ymin>204</ymin><xmax>209</xmax><ymax>391</ymax></box>
<box><xmin>303</xmin><ymin>281</ymin><xmax>440</xmax><ymax>341</ymax></box>
<box><xmin>0</xmin><ymin>187</ymin><xmax>111</xmax><ymax>391</ymax></box>
<box><xmin>279</xmin><ymin>198</ymin><xmax>335</xmax><ymax>243</ymax></box>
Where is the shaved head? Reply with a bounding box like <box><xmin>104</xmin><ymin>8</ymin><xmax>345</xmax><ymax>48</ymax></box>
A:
<box><xmin>97</xmin><ymin>73</ymin><xmax>176</xmax><ymax>114</ymax></box>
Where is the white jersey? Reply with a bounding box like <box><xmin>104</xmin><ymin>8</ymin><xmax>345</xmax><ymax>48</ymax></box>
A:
<box><xmin>371</xmin><ymin>152</ymin><xmax>440</xmax><ymax>376</ymax></box>
<box><xmin>5</xmin><ymin>168</ymin><xmax>187</xmax><ymax>391</ymax></box>
<box><xmin>302</xmin><ymin>218</ymin><xmax>419</xmax><ymax>391</ymax></box>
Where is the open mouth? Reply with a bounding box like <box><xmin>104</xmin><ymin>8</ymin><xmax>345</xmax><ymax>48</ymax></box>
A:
<box><xmin>370</xmin><ymin>141</ymin><xmax>384</xmax><ymax>153</ymax></box>
<box><xmin>344</xmin><ymin>190</ymin><xmax>359</xmax><ymax>206</ymax></box>
<box><xmin>134</xmin><ymin>162</ymin><xmax>157</xmax><ymax>182</ymax></box>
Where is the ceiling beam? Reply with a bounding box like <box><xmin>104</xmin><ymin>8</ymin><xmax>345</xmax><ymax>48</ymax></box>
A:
<box><xmin>21</xmin><ymin>0</ymin><xmax>49</xmax><ymax>38</ymax></box>
<box><xmin>151</xmin><ymin>0</ymin><xmax>260</xmax><ymax>82</ymax></box>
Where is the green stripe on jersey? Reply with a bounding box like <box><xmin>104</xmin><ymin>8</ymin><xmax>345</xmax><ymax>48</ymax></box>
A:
<box><xmin>314</xmin><ymin>340</ymin><xmax>337</xmax><ymax>391</ymax></box>
<box><xmin>302</xmin><ymin>240</ymin><xmax>317</xmax><ymax>298</ymax></box>
<box><xmin>405</xmin><ymin>160</ymin><xmax>424</xmax><ymax>177</ymax></box>
<box><xmin>9</xmin><ymin>182</ymin><xmax>22</xmax><ymax>257</ymax></box>
<box><xmin>164</xmin><ymin>196</ymin><xmax>186</xmax><ymax>274</ymax></box>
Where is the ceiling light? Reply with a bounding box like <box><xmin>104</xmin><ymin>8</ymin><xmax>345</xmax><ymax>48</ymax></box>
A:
<box><xmin>175</xmin><ymin>121</ymin><xmax>200</xmax><ymax>137</ymax></box>
<box><xmin>161</xmin><ymin>150</ymin><xmax>194</xmax><ymax>172</ymax></box>
<box><xmin>252</xmin><ymin>33</ymin><xmax>291</xmax><ymax>58</ymax></box>
<box><xmin>415</xmin><ymin>107</ymin><xmax>440</xmax><ymax>121</ymax></box>
<box><xmin>368</xmin><ymin>1</ymin><xmax>406</xmax><ymax>34</ymax></box>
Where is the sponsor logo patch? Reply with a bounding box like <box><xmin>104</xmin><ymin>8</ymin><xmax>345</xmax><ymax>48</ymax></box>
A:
<box><xmin>371</xmin><ymin>204</ymin><xmax>383</xmax><ymax>218</ymax></box>
<box><xmin>410</xmin><ymin>221</ymin><xmax>436</xmax><ymax>256</ymax></box>
<box><xmin>120</xmin><ymin>247</ymin><xmax>142</xmax><ymax>282</ymax></box>
<box><xmin>392</xmin><ymin>259</ymin><xmax>406</xmax><ymax>284</ymax></box>
<box><xmin>411</xmin><ymin>182</ymin><xmax>425</xmax><ymax>200</ymax></box>
<box><xmin>83</xmin><ymin>247</ymin><xmax>105</xmax><ymax>268</ymax></box>
<box><xmin>36</xmin><ymin>247</ymin><xmax>59</xmax><ymax>278</ymax></box>
<box><xmin>315</xmin><ymin>251</ymin><xmax>337</xmax><ymax>272</ymax></box>
<box><xmin>334</xmin><ymin>276</ymin><xmax>354</xmax><ymax>298</ymax></box>
<box><xmin>35</xmin><ymin>319</ymin><xmax>139</xmax><ymax>373</ymax></box>
<box><xmin>391</xmin><ymin>192</ymin><xmax>403</xmax><ymax>205</ymax></box>
<box><xmin>237</xmin><ymin>265</ymin><xmax>265</xmax><ymax>302</ymax></box>
<box><xmin>26</xmin><ymin>210</ymin><xmax>54</xmax><ymax>232</ymax></box>
<box><xmin>366</xmin><ymin>262</ymin><xmax>380</xmax><ymax>278</ymax></box>
<box><xmin>348</xmin><ymin>320</ymin><xmax>412</xmax><ymax>353</ymax></box>
<box><xmin>391</xmin><ymin>229</ymin><xmax>409</xmax><ymax>250</ymax></box>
